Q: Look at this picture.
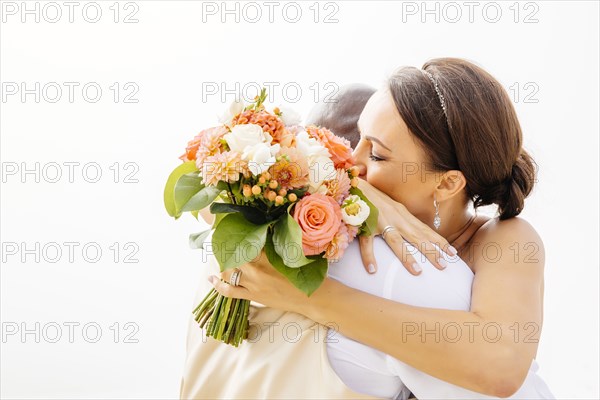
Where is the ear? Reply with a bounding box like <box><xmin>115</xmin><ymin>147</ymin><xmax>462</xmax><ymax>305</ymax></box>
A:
<box><xmin>434</xmin><ymin>170</ymin><xmax>467</xmax><ymax>202</ymax></box>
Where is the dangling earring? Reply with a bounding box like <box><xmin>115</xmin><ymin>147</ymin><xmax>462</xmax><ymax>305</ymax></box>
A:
<box><xmin>433</xmin><ymin>194</ymin><xmax>441</xmax><ymax>230</ymax></box>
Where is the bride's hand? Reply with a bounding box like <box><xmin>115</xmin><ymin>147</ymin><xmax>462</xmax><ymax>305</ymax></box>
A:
<box><xmin>357</xmin><ymin>179</ymin><xmax>457</xmax><ymax>275</ymax></box>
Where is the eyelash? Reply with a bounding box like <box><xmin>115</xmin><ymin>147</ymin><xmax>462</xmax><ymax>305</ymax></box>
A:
<box><xmin>369</xmin><ymin>153</ymin><xmax>385</xmax><ymax>162</ymax></box>
<box><xmin>359</xmin><ymin>133</ymin><xmax>385</xmax><ymax>161</ymax></box>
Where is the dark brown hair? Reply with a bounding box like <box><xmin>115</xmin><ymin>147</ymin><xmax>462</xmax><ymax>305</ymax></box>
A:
<box><xmin>388</xmin><ymin>58</ymin><xmax>537</xmax><ymax>220</ymax></box>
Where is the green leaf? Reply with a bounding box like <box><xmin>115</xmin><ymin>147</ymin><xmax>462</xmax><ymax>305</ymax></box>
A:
<box><xmin>211</xmin><ymin>213</ymin><xmax>271</xmax><ymax>272</ymax></box>
<box><xmin>264</xmin><ymin>204</ymin><xmax>288</xmax><ymax>222</ymax></box>
<box><xmin>272</xmin><ymin>212</ymin><xmax>312</xmax><ymax>268</ymax></box>
<box><xmin>212</xmin><ymin>212</ymin><xmax>227</xmax><ymax>229</ymax></box>
<box><xmin>164</xmin><ymin>162</ymin><xmax>198</xmax><ymax>218</ymax></box>
<box><xmin>174</xmin><ymin>173</ymin><xmax>222</xmax><ymax>213</ymax></box>
<box><xmin>265</xmin><ymin>234</ymin><xmax>327</xmax><ymax>296</ymax></box>
<box><xmin>210</xmin><ymin>202</ymin><xmax>267</xmax><ymax>225</ymax></box>
<box><xmin>216</xmin><ymin>181</ymin><xmax>230</xmax><ymax>192</ymax></box>
<box><xmin>350</xmin><ymin>187</ymin><xmax>379</xmax><ymax>236</ymax></box>
<box><xmin>189</xmin><ymin>229</ymin><xmax>212</xmax><ymax>250</ymax></box>
<box><xmin>173</xmin><ymin>172</ymin><xmax>201</xmax><ymax>211</ymax></box>
<box><xmin>182</xmin><ymin>186</ymin><xmax>222</xmax><ymax>212</ymax></box>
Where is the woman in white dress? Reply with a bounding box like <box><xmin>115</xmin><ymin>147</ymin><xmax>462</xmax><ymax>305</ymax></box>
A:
<box><xmin>205</xmin><ymin>58</ymin><xmax>554</xmax><ymax>398</ymax></box>
<box><xmin>324</xmin><ymin>231</ymin><xmax>554</xmax><ymax>399</ymax></box>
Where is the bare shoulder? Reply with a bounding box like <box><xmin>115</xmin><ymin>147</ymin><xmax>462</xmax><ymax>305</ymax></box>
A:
<box><xmin>470</xmin><ymin>216</ymin><xmax>546</xmax><ymax>273</ymax></box>
<box><xmin>475</xmin><ymin>216</ymin><xmax>544</xmax><ymax>245</ymax></box>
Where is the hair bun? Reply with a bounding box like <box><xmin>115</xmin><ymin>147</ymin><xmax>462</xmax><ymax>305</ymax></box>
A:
<box><xmin>497</xmin><ymin>151</ymin><xmax>537</xmax><ymax>220</ymax></box>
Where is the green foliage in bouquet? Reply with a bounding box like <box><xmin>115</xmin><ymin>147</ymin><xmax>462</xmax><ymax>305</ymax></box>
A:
<box><xmin>164</xmin><ymin>166</ymin><xmax>330</xmax><ymax>296</ymax></box>
<box><xmin>164</xmin><ymin>89</ymin><xmax>378</xmax><ymax>346</ymax></box>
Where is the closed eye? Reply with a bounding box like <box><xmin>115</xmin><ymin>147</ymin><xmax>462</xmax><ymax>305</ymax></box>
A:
<box><xmin>358</xmin><ymin>124</ymin><xmax>388</xmax><ymax>162</ymax></box>
<box><xmin>369</xmin><ymin>153</ymin><xmax>385</xmax><ymax>161</ymax></box>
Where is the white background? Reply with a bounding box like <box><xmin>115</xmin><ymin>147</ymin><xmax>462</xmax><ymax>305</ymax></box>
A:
<box><xmin>1</xmin><ymin>0</ymin><xmax>598</xmax><ymax>398</ymax></box>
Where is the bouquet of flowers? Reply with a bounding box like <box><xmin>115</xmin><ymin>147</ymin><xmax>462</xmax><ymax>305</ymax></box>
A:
<box><xmin>164</xmin><ymin>89</ymin><xmax>377</xmax><ymax>346</ymax></box>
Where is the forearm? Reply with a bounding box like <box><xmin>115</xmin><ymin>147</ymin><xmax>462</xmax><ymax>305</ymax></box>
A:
<box><xmin>302</xmin><ymin>277</ymin><xmax>530</xmax><ymax>397</ymax></box>
<box><xmin>199</xmin><ymin>208</ymin><xmax>215</xmax><ymax>225</ymax></box>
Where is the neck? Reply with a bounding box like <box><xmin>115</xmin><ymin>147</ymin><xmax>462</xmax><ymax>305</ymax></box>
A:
<box><xmin>436</xmin><ymin>206</ymin><xmax>475</xmax><ymax>246</ymax></box>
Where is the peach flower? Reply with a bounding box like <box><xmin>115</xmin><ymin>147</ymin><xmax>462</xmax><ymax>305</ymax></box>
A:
<box><xmin>180</xmin><ymin>126</ymin><xmax>228</xmax><ymax>162</ymax></box>
<box><xmin>201</xmin><ymin>151</ymin><xmax>247</xmax><ymax>186</ymax></box>
<box><xmin>325</xmin><ymin>223</ymin><xmax>353</xmax><ymax>262</ymax></box>
<box><xmin>293</xmin><ymin>193</ymin><xmax>342</xmax><ymax>256</ymax></box>
<box><xmin>268</xmin><ymin>146</ymin><xmax>310</xmax><ymax>190</ymax></box>
<box><xmin>306</xmin><ymin>125</ymin><xmax>354</xmax><ymax>170</ymax></box>
<box><xmin>326</xmin><ymin>223</ymin><xmax>359</xmax><ymax>262</ymax></box>
<box><xmin>347</xmin><ymin>223</ymin><xmax>359</xmax><ymax>240</ymax></box>
<box><xmin>324</xmin><ymin>168</ymin><xmax>352</xmax><ymax>204</ymax></box>
<box><xmin>195</xmin><ymin>126</ymin><xmax>229</xmax><ymax>168</ymax></box>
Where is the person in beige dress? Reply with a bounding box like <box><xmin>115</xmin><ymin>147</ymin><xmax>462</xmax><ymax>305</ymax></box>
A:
<box><xmin>180</xmin><ymin>254</ymin><xmax>380</xmax><ymax>399</ymax></box>
<box><xmin>179</xmin><ymin>84</ymin><xmax>380</xmax><ymax>399</ymax></box>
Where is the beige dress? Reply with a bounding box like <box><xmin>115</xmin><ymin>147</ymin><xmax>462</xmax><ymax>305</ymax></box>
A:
<box><xmin>179</xmin><ymin>255</ymin><xmax>378</xmax><ymax>399</ymax></box>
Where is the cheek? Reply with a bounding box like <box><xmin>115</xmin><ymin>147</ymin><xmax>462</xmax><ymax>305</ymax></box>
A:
<box><xmin>367</xmin><ymin>163</ymin><xmax>431</xmax><ymax>212</ymax></box>
<box><xmin>365</xmin><ymin>163</ymin><xmax>407</xmax><ymax>202</ymax></box>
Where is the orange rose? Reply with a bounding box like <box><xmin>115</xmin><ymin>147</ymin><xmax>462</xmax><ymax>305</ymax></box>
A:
<box><xmin>306</xmin><ymin>125</ymin><xmax>354</xmax><ymax>170</ymax></box>
<box><xmin>293</xmin><ymin>193</ymin><xmax>342</xmax><ymax>256</ymax></box>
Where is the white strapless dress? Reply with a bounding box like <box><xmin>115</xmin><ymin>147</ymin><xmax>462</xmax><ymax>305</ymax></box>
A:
<box><xmin>326</xmin><ymin>236</ymin><xmax>555</xmax><ymax>399</ymax></box>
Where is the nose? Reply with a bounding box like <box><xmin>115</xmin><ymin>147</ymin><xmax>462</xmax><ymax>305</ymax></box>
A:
<box><xmin>352</xmin><ymin>142</ymin><xmax>368</xmax><ymax>177</ymax></box>
<box><xmin>355</xmin><ymin>162</ymin><xmax>367</xmax><ymax>177</ymax></box>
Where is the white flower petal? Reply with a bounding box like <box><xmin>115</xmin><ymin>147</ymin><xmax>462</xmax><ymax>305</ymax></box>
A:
<box><xmin>242</xmin><ymin>142</ymin><xmax>278</xmax><ymax>176</ymax></box>
<box><xmin>341</xmin><ymin>196</ymin><xmax>370</xmax><ymax>226</ymax></box>
<box><xmin>277</xmin><ymin>105</ymin><xmax>302</xmax><ymax>126</ymax></box>
<box><xmin>225</xmin><ymin>124</ymin><xmax>269</xmax><ymax>153</ymax></box>
<box><xmin>218</xmin><ymin>99</ymin><xmax>244</xmax><ymax>123</ymax></box>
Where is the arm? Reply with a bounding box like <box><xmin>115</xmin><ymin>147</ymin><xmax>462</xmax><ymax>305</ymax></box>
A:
<box><xmin>199</xmin><ymin>208</ymin><xmax>214</xmax><ymax>225</ymax></box>
<box><xmin>302</xmin><ymin>217</ymin><xmax>545</xmax><ymax>397</ymax></box>
<box><xmin>210</xmin><ymin>217</ymin><xmax>545</xmax><ymax>398</ymax></box>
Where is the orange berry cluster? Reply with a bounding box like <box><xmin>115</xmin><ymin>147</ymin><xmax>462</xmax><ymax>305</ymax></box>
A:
<box><xmin>242</xmin><ymin>171</ymin><xmax>298</xmax><ymax>206</ymax></box>
<box><xmin>349</xmin><ymin>166</ymin><xmax>360</xmax><ymax>187</ymax></box>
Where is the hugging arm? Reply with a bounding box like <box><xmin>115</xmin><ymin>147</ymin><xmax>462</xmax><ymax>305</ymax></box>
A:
<box><xmin>198</xmin><ymin>208</ymin><xmax>215</xmax><ymax>225</ymax></box>
<box><xmin>210</xmin><ymin>218</ymin><xmax>544</xmax><ymax>397</ymax></box>
<box><xmin>300</xmin><ymin>218</ymin><xmax>545</xmax><ymax>397</ymax></box>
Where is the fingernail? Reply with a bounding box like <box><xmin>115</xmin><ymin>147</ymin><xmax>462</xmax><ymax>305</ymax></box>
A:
<box><xmin>368</xmin><ymin>263</ymin><xmax>376</xmax><ymax>274</ymax></box>
<box><xmin>207</xmin><ymin>276</ymin><xmax>216</xmax><ymax>284</ymax></box>
<box><xmin>448</xmin><ymin>245</ymin><xmax>458</xmax><ymax>256</ymax></box>
<box><xmin>412</xmin><ymin>263</ymin><xmax>422</xmax><ymax>274</ymax></box>
<box><xmin>438</xmin><ymin>258</ymin><xmax>448</xmax><ymax>269</ymax></box>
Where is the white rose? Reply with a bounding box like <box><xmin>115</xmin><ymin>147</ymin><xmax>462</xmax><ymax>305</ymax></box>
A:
<box><xmin>243</xmin><ymin>142</ymin><xmax>280</xmax><ymax>176</ymax></box>
<box><xmin>341</xmin><ymin>195</ymin><xmax>370</xmax><ymax>226</ymax></box>
<box><xmin>218</xmin><ymin>99</ymin><xmax>244</xmax><ymax>123</ymax></box>
<box><xmin>308</xmin><ymin>155</ymin><xmax>336</xmax><ymax>192</ymax></box>
<box><xmin>312</xmin><ymin>184</ymin><xmax>329</xmax><ymax>195</ymax></box>
<box><xmin>295</xmin><ymin>128</ymin><xmax>330</xmax><ymax>159</ymax></box>
<box><xmin>294</xmin><ymin>128</ymin><xmax>336</xmax><ymax>191</ymax></box>
<box><xmin>224</xmin><ymin>124</ymin><xmax>272</xmax><ymax>153</ymax></box>
<box><xmin>276</xmin><ymin>105</ymin><xmax>302</xmax><ymax>126</ymax></box>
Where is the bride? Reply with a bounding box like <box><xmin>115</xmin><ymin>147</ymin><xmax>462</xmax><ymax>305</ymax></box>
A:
<box><xmin>181</xmin><ymin>58</ymin><xmax>554</xmax><ymax>399</ymax></box>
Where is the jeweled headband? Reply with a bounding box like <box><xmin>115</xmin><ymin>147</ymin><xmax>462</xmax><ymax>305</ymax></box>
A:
<box><xmin>422</xmin><ymin>70</ymin><xmax>450</xmax><ymax>128</ymax></box>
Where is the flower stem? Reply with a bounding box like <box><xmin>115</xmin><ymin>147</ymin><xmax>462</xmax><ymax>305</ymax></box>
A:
<box><xmin>216</xmin><ymin>296</ymin><xmax>233</xmax><ymax>340</ymax></box>
<box><xmin>192</xmin><ymin>285</ymin><xmax>251</xmax><ymax>346</ymax></box>
<box><xmin>223</xmin><ymin>298</ymin><xmax>241</xmax><ymax>343</ymax></box>
<box><xmin>227</xmin><ymin>182</ymin><xmax>237</xmax><ymax>205</ymax></box>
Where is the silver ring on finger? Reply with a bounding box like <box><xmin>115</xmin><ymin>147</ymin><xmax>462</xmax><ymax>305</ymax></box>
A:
<box><xmin>381</xmin><ymin>225</ymin><xmax>397</xmax><ymax>241</ymax></box>
<box><xmin>229</xmin><ymin>268</ymin><xmax>242</xmax><ymax>287</ymax></box>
